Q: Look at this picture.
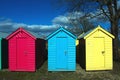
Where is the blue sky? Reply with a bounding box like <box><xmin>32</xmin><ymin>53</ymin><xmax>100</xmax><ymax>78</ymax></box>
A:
<box><xmin>0</xmin><ymin>0</ymin><xmax>62</xmax><ymax>25</ymax></box>
<box><xmin>0</xmin><ymin>0</ymin><xmax>67</xmax><ymax>35</ymax></box>
<box><xmin>0</xmin><ymin>0</ymin><xmax>119</xmax><ymax>35</ymax></box>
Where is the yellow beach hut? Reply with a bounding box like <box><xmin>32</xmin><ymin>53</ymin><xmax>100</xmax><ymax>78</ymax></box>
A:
<box><xmin>78</xmin><ymin>25</ymin><xmax>114</xmax><ymax>71</ymax></box>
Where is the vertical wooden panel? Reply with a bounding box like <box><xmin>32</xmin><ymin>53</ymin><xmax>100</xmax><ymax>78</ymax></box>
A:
<box><xmin>9</xmin><ymin>37</ymin><xmax>17</xmax><ymax>71</ymax></box>
<box><xmin>27</xmin><ymin>37</ymin><xmax>35</xmax><ymax>71</ymax></box>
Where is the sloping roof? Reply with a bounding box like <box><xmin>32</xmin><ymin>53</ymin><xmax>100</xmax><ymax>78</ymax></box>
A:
<box><xmin>78</xmin><ymin>25</ymin><xmax>115</xmax><ymax>39</ymax></box>
<box><xmin>46</xmin><ymin>27</ymin><xmax>76</xmax><ymax>40</ymax></box>
<box><xmin>78</xmin><ymin>29</ymin><xmax>93</xmax><ymax>39</ymax></box>
<box><xmin>27</xmin><ymin>31</ymin><xmax>44</xmax><ymax>39</ymax></box>
<box><xmin>0</xmin><ymin>32</ymin><xmax>9</xmax><ymax>38</ymax></box>
<box><xmin>6</xmin><ymin>27</ymin><xmax>42</xmax><ymax>40</ymax></box>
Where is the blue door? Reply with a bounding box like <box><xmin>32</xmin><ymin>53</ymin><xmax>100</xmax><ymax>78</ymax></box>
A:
<box><xmin>56</xmin><ymin>37</ymin><xmax>67</xmax><ymax>69</ymax></box>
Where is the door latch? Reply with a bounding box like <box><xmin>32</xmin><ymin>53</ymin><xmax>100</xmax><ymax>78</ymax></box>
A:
<box><xmin>64</xmin><ymin>51</ymin><xmax>67</xmax><ymax>55</ymax></box>
<box><xmin>102</xmin><ymin>51</ymin><xmax>105</xmax><ymax>54</ymax></box>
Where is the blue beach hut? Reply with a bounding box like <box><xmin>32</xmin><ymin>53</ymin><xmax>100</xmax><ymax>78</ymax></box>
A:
<box><xmin>47</xmin><ymin>27</ymin><xmax>76</xmax><ymax>71</ymax></box>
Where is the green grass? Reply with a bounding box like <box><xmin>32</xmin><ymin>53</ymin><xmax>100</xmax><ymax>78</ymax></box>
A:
<box><xmin>0</xmin><ymin>61</ymin><xmax>120</xmax><ymax>80</ymax></box>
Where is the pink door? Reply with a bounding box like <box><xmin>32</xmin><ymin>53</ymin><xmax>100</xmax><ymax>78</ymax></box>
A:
<box><xmin>16</xmin><ymin>37</ymin><xmax>27</xmax><ymax>70</ymax></box>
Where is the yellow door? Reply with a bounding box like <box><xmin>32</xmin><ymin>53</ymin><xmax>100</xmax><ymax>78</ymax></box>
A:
<box><xmin>94</xmin><ymin>37</ymin><xmax>105</xmax><ymax>68</ymax></box>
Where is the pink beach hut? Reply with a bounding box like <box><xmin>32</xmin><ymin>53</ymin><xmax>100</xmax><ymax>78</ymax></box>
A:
<box><xmin>6</xmin><ymin>27</ymin><xmax>46</xmax><ymax>72</ymax></box>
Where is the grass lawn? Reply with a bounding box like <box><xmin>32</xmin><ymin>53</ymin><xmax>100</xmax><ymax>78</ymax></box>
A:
<box><xmin>0</xmin><ymin>38</ymin><xmax>119</xmax><ymax>80</ymax></box>
<box><xmin>0</xmin><ymin>61</ymin><xmax>120</xmax><ymax>80</ymax></box>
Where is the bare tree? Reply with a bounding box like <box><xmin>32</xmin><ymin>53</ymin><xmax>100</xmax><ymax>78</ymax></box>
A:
<box><xmin>66</xmin><ymin>13</ymin><xmax>95</xmax><ymax>36</ymax></box>
<box><xmin>53</xmin><ymin>0</ymin><xmax>120</xmax><ymax>60</ymax></box>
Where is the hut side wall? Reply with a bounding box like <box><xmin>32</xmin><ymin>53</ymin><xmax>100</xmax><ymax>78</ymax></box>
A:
<box><xmin>1</xmin><ymin>39</ymin><xmax>8</xmax><ymax>69</ymax></box>
<box><xmin>35</xmin><ymin>39</ymin><xmax>46</xmax><ymax>69</ymax></box>
<box><xmin>79</xmin><ymin>39</ymin><xmax>86</xmax><ymax>69</ymax></box>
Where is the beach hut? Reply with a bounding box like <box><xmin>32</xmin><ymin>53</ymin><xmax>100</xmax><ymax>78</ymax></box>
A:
<box><xmin>47</xmin><ymin>27</ymin><xmax>76</xmax><ymax>71</ymax></box>
<box><xmin>78</xmin><ymin>25</ymin><xmax>114</xmax><ymax>71</ymax></box>
<box><xmin>6</xmin><ymin>27</ymin><xmax>46</xmax><ymax>72</ymax></box>
<box><xmin>0</xmin><ymin>32</ymin><xmax>8</xmax><ymax>69</ymax></box>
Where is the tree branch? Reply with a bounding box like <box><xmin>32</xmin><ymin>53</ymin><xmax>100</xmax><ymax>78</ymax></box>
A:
<box><xmin>106</xmin><ymin>1</ymin><xmax>114</xmax><ymax>22</ymax></box>
<box><xmin>117</xmin><ymin>8</ymin><xmax>120</xmax><ymax>18</ymax></box>
<box><xmin>89</xmin><ymin>11</ymin><xmax>109</xmax><ymax>19</ymax></box>
<box><xmin>98</xmin><ymin>0</ymin><xmax>112</xmax><ymax>21</ymax></box>
<box><xmin>99</xmin><ymin>3</ymin><xmax>112</xmax><ymax>21</ymax></box>
<box><xmin>113</xmin><ymin>0</ymin><xmax>117</xmax><ymax>13</ymax></box>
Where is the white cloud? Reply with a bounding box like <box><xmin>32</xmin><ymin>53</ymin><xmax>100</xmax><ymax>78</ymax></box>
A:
<box><xmin>52</xmin><ymin>15</ymin><xmax>70</xmax><ymax>25</ymax></box>
<box><xmin>0</xmin><ymin>9</ymin><xmax>111</xmax><ymax>36</ymax></box>
<box><xmin>67</xmin><ymin>12</ymin><xmax>85</xmax><ymax>19</ymax></box>
<box><xmin>0</xmin><ymin>19</ymin><xmax>59</xmax><ymax>36</ymax></box>
<box><xmin>12</xmin><ymin>23</ymin><xmax>27</xmax><ymax>28</ymax></box>
<box><xmin>0</xmin><ymin>12</ymin><xmax>90</xmax><ymax>35</ymax></box>
<box><xmin>52</xmin><ymin>12</ymin><xmax>85</xmax><ymax>25</ymax></box>
<box><xmin>0</xmin><ymin>19</ymin><xmax>13</xmax><ymax>26</ymax></box>
<box><xmin>52</xmin><ymin>12</ymin><xmax>86</xmax><ymax>26</ymax></box>
<box><xmin>27</xmin><ymin>25</ymin><xmax>58</xmax><ymax>30</ymax></box>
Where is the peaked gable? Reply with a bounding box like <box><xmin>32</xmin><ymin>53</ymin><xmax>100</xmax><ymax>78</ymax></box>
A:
<box><xmin>46</xmin><ymin>27</ymin><xmax>76</xmax><ymax>40</ymax></box>
<box><xmin>78</xmin><ymin>25</ymin><xmax>115</xmax><ymax>39</ymax></box>
<box><xmin>6</xmin><ymin>27</ymin><xmax>36</xmax><ymax>40</ymax></box>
